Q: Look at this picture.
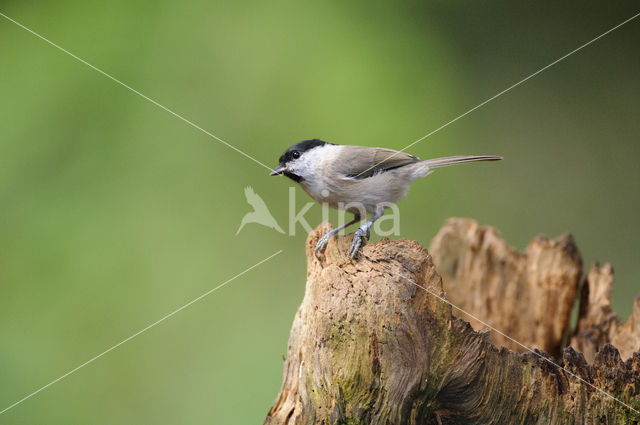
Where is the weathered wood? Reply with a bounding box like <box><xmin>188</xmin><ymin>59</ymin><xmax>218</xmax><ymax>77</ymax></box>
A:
<box><xmin>264</xmin><ymin>220</ymin><xmax>640</xmax><ymax>425</ymax></box>
<box><xmin>570</xmin><ymin>263</ymin><xmax>640</xmax><ymax>364</ymax></box>
<box><xmin>429</xmin><ymin>218</ymin><xmax>583</xmax><ymax>357</ymax></box>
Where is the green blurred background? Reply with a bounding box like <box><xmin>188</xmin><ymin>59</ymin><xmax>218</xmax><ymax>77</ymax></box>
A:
<box><xmin>1</xmin><ymin>1</ymin><xmax>639</xmax><ymax>423</ymax></box>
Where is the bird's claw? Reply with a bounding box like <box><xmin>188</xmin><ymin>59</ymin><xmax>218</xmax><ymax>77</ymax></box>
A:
<box><xmin>348</xmin><ymin>228</ymin><xmax>369</xmax><ymax>260</ymax></box>
<box><xmin>314</xmin><ymin>232</ymin><xmax>332</xmax><ymax>259</ymax></box>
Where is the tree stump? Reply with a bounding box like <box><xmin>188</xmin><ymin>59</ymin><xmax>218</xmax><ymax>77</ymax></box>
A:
<box><xmin>264</xmin><ymin>219</ymin><xmax>640</xmax><ymax>425</ymax></box>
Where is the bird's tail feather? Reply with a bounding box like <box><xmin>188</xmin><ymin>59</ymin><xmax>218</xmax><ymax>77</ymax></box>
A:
<box><xmin>422</xmin><ymin>155</ymin><xmax>502</xmax><ymax>169</ymax></box>
<box><xmin>412</xmin><ymin>155</ymin><xmax>502</xmax><ymax>178</ymax></box>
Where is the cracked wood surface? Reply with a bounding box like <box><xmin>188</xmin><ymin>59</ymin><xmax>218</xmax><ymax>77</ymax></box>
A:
<box><xmin>264</xmin><ymin>219</ymin><xmax>640</xmax><ymax>425</ymax></box>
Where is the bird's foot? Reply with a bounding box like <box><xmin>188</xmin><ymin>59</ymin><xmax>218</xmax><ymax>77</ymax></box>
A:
<box><xmin>314</xmin><ymin>232</ymin><xmax>333</xmax><ymax>259</ymax></box>
<box><xmin>348</xmin><ymin>228</ymin><xmax>369</xmax><ymax>260</ymax></box>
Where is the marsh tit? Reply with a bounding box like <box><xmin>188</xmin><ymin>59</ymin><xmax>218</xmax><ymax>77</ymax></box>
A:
<box><xmin>270</xmin><ymin>139</ymin><xmax>502</xmax><ymax>259</ymax></box>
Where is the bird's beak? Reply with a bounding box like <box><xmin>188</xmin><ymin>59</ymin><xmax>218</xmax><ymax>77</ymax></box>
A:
<box><xmin>270</xmin><ymin>166</ymin><xmax>286</xmax><ymax>176</ymax></box>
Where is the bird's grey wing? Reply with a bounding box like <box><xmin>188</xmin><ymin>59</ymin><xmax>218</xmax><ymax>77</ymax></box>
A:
<box><xmin>332</xmin><ymin>146</ymin><xmax>420</xmax><ymax>179</ymax></box>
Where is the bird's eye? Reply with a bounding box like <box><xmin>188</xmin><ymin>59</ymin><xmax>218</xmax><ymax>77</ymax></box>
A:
<box><xmin>292</xmin><ymin>151</ymin><xmax>301</xmax><ymax>159</ymax></box>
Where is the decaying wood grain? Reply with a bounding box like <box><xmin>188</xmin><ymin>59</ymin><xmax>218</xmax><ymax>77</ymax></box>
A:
<box><xmin>429</xmin><ymin>218</ymin><xmax>582</xmax><ymax>357</ymax></box>
<box><xmin>264</xmin><ymin>220</ymin><xmax>640</xmax><ymax>425</ymax></box>
<box><xmin>570</xmin><ymin>263</ymin><xmax>640</xmax><ymax>364</ymax></box>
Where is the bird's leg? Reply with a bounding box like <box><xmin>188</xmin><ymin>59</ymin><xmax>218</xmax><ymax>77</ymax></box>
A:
<box><xmin>315</xmin><ymin>213</ymin><xmax>361</xmax><ymax>259</ymax></box>
<box><xmin>348</xmin><ymin>206</ymin><xmax>384</xmax><ymax>260</ymax></box>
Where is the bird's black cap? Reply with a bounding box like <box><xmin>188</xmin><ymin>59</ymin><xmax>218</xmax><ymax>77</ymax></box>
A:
<box><xmin>278</xmin><ymin>139</ymin><xmax>330</xmax><ymax>165</ymax></box>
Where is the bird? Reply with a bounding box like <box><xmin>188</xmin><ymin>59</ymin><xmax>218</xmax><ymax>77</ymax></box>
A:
<box><xmin>270</xmin><ymin>139</ymin><xmax>502</xmax><ymax>259</ymax></box>
<box><xmin>236</xmin><ymin>186</ymin><xmax>285</xmax><ymax>235</ymax></box>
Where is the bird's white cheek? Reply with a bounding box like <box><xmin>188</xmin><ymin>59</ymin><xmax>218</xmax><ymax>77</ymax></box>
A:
<box><xmin>292</xmin><ymin>163</ymin><xmax>314</xmax><ymax>181</ymax></box>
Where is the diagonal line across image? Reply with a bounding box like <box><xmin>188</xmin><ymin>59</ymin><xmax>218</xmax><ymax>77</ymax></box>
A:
<box><xmin>0</xmin><ymin>12</ymin><xmax>274</xmax><ymax>173</ymax></box>
<box><xmin>0</xmin><ymin>250</ymin><xmax>283</xmax><ymax>415</ymax></box>
<box><xmin>359</xmin><ymin>250</ymin><xmax>640</xmax><ymax>416</ymax></box>
<box><xmin>353</xmin><ymin>11</ymin><xmax>640</xmax><ymax>179</ymax></box>
<box><xmin>1</xmin><ymin>6</ymin><xmax>639</xmax><ymax>421</ymax></box>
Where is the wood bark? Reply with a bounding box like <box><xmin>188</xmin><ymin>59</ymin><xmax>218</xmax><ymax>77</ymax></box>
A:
<box><xmin>264</xmin><ymin>219</ymin><xmax>640</xmax><ymax>425</ymax></box>
<box><xmin>570</xmin><ymin>263</ymin><xmax>640</xmax><ymax>364</ymax></box>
